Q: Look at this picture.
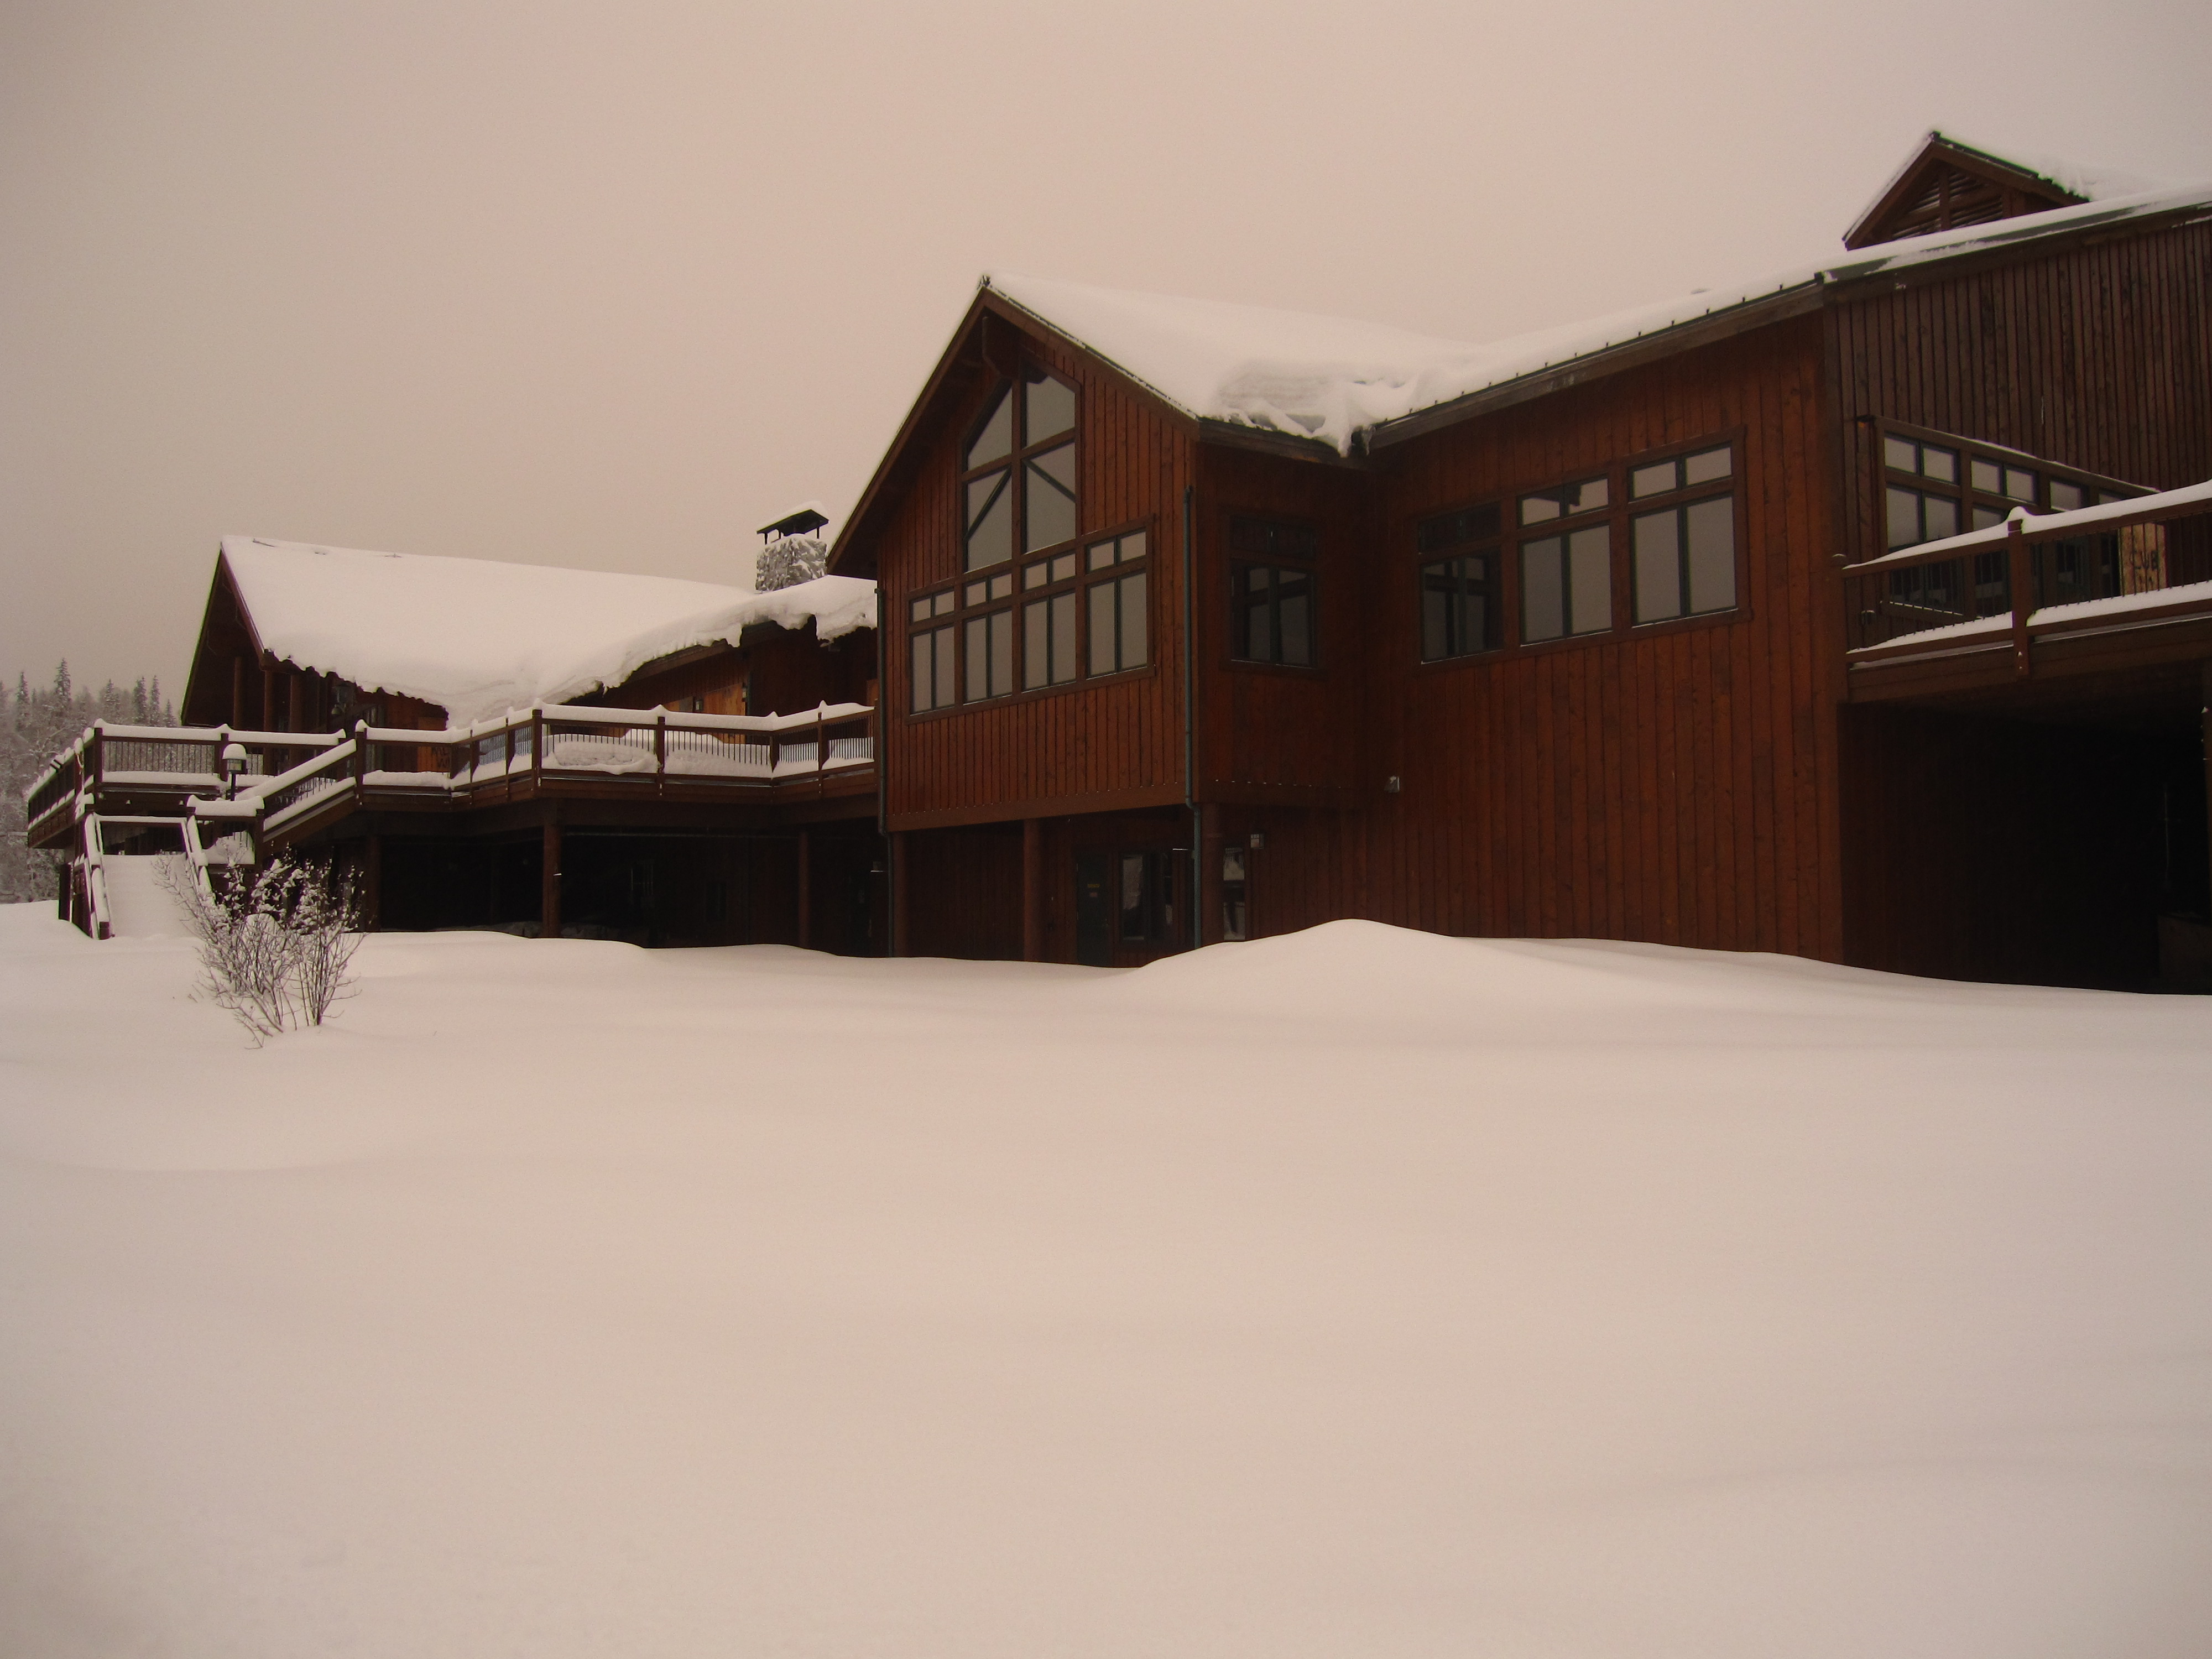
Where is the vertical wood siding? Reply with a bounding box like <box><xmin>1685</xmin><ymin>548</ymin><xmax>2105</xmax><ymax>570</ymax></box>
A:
<box><xmin>1829</xmin><ymin>218</ymin><xmax>2212</xmax><ymax>567</ymax></box>
<box><xmin>883</xmin><ymin>328</ymin><xmax>1195</xmax><ymax>823</ymax></box>
<box><xmin>1337</xmin><ymin>315</ymin><xmax>1845</xmax><ymax>960</ymax></box>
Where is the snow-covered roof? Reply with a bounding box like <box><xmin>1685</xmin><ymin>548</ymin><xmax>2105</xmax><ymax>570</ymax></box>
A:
<box><xmin>981</xmin><ymin>170</ymin><xmax>2212</xmax><ymax>457</ymax></box>
<box><xmin>219</xmin><ymin>536</ymin><xmax>877</xmax><ymax>726</ymax></box>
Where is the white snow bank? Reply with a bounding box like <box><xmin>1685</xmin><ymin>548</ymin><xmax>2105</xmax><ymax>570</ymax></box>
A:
<box><xmin>3</xmin><ymin>910</ymin><xmax>2209</xmax><ymax>1658</ymax></box>
<box><xmin>985</xmin><ymin>174</ymin><xmax>2212</xmax><ymax>456</ymax></box>
<box><xmin>221</xmin><ymin>537</ymin><xmax>877</xmax><ymax>726</ymax></box>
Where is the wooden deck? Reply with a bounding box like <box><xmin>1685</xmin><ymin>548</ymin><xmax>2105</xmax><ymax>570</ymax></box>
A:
<box><xmin>27</xmin><ymin>702</ymin><xmax>878</xmax><ymax>866</ymax></box>
<box><xmin>1840</xmin><ymin>482</ymin><xmax>2212</xmax><ymax>710</ymax></box>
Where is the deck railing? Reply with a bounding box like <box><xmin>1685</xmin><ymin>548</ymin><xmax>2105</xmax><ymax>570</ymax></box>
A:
<box><xmin>1843</xmin><ymin>481</ymin><xmax>2212</xmax><ymax>666</ymax></box>
<box><xmin>28</xmin><ymin>702</ymin><xmax>877</xmax><ymax>852</ymax></box>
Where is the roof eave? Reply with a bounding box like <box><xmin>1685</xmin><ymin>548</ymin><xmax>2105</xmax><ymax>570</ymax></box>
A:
<box><xmin>827</xmin><ymin>284</ymin><xmax>1209</xmax><ymax>582</ymax></box>
<box><xmin>1369</xmin><ymin>280</ymin><xmax>1824</xmax><ymax>451</ymax></box>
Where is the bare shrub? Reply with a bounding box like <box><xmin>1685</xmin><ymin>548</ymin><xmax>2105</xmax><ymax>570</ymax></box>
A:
<box><xmin>156</xmin><ymin>851</ymin><xmax>363</xmax><ymax>1042</ymax></box>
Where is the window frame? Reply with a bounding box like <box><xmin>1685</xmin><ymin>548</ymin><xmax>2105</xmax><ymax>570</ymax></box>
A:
<box><xmin>1411</xmin><ymin>427</ymin><xmax>1750</xmax><ymax>674</ymax></box>
<box><xmin>1415</xmin><ymin>500</ymin><xmax>1505</xmax><ymax>664</ymax></box>
<box><xmin>900</xmin><ymin>514</ymin><xmax>1159</xmax><ymax>726</ymax></box>
<box><xmin>1871</xmin><ymin>418</ymin><xmax>2150</xmax><ymax>557</ymax></box>
<box><xmin>1223</xmin><ymin>511</ymin><xmax>1324</xmax><ymax>675</ymax></box>
<box><xmin>1864</xmin><ymin>419</ymin><xmax>2156</xmax><ymax>636</ymax></box>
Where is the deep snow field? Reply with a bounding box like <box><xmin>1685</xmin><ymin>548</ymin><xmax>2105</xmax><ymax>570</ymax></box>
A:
<box><xmin>2</xmin><ymin>896</ymin><xmax>2210</xmax><ymax>1658</ymax></box>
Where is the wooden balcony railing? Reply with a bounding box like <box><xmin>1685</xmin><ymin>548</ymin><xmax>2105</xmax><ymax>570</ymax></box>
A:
<box><xmin>1843</xmin><ymin>480</ymin><xmax>2212</xmax><ymax>681</ymax></box>
<box><xmin>25</xmin><ymin>702</ymin><xmax>877</xmax><ymax>853</ymax></box>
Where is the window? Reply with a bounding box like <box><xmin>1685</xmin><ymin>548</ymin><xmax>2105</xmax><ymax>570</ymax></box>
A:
<box><xmin>1417</xmin><ymin>502</ymin><xmax>1501</xmax><ymax>661</ymax></box>
<box><xmin>1516</xmin><ymin>474</ymin><xmax>1615</xmax><ymax>643</ymax></box>
<box><xmin>1629</xmin><ymin>448</ymin><xmax>1736</xmax><ymax>624</ymax></box>
<box><xmin>1086</xmin><ymin>530</ymin><xmax>1148</xmax><ymax>676</ymax></box>
<box><xmin>1430</xmin><ymin>440</ymin><xmax>1740</xmax><ymax>659</ymax></box>
<box><xmin>943</xmin><ymin>364</ymin><xmax>1079</xmax><ymax>706</ymax></box>
<box><xmin>1872</xmin><ymin>424</ymin><xmax>2151</xmax><ymax>626</ymax></box>
<box><xmin>1520</xmin><ymin>476</ymin><xmax>1609</xmax><ymax>524</ymax></box>
<box><xmin>1520</xmin><ymin>526</ymin><xmax>1611</xmax><ymax>641</ymax></box>
<box><xmin>1880</xmin><ymin>424</ymin><xmax>2141</xmax><ymax>556</ymax></box>
<box><xmin>908</xmin><ymin>589</ymin><xmax>956</xmax><ymax>712</ymax></box>
<box><xmin>1229</xmin><ymin>515</ymin><xmax>1318</xmax><ymax>666</ymax></box>
<box><xmin>964</xmin><ymin>609</ymin><xmax>1014</xmax><ymax>702</ymax></box>
<box><xmin>1024</xmin><ymin>591</ymin><xmax>1078</xmax><ymax>688</ymax></box>
<box><xmin>962</xmin><ymin>366</ymin><xmax>1077</xmax><ymax>572</ymax></box>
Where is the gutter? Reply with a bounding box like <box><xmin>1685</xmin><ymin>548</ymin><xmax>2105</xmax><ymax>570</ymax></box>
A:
<box><xmin>1183</xmin><ymin>483</ymin><xmax>1200</xmax><ymax>952</ymax></box>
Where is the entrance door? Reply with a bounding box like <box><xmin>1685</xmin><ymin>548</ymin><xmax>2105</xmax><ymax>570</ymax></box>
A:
<box><xmin>1074</xmin><ymin>850</ymin><xmax>1111</xmax><ymax>966</ymax></box>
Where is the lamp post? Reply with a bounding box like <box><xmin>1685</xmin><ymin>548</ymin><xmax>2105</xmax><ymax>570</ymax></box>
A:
<box><xmin>221</xmin><ymin>742</ymin><xmax>247</xmax><ymax>800</ymax></box>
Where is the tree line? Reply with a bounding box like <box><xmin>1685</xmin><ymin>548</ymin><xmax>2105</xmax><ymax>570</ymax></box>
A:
<box><xmin>2</xmin><ymin>663</ymin><xmax>176</xmax><ymax>904</ymax></box>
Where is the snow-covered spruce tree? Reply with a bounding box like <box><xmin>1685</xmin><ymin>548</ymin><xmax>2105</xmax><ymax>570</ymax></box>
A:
<box><xmin>755</xmin><ymin>531</ymin><xmax>828</xmax><ymax>592</ymax></box>
<box><xmin>2</xmin><ymin>662</ymin><xmax>179</xmax><ymax>903</ymax></box>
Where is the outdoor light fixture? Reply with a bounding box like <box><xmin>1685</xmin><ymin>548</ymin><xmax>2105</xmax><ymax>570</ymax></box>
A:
<box><xmin>221</xmin><ymin>742</ymin><xmax>247</xmax><ymax>799</ymax></box>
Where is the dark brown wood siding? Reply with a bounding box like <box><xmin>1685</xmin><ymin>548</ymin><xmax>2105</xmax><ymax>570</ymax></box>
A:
<box><xmin>1828</xmin><ymin>214</ymin><xmax>2212</xmax><ymax>567</ymax></box>
<box><xmin>1327</xmin><ymin>314</ymin><xmax>1847</xmax><ymax>959</ymax></box>
<box><xmin>1194</xmin><ymin>446</ymin><xmax>1374</xmax><ymax>803</ymax></box>
<box><xmin>882</xmin><ymin>326</ymin><xmax>1195</xmax><ymax>828</ymax></box>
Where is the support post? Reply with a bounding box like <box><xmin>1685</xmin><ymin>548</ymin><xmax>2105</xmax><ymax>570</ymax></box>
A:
<box><xmin>541</xmin><ymin>816</ymin><xmax>562</xmax><ymax>940</ymax></box>
<box><xmin>1022</xmin><ymin>817</ymin><xmax>1044</xmax><ymax>961</ymax></box>
<box><xmin>2007</xmin><ymin>514</ymin><xmax>2033</xmax><ymax>679</ymax></box>
<box><xmin>891</xmin><ymin>830</ymin><xmax>909</xmax><ymax>958</ymax></box>
<box><xmin>261</xmin><ymin>663</ymin><xmax>276</xmax><ymax>734</ymax></box>
<box><xmin>231</xmin><ymin>656</ymin><xmax>246</xmax><ymax>726</ymax></box>
<box><xmin>2203</xmin><ymin>661</ymin><xmax>2211</xmax><ymax>931</ymax></box>
<box><xmin>364</xmin><ymin>832</ymin><xmax>382</xmax><ymax>931</ymax></box>
<box><xmin>796</xmin><ymin>827</ymin><xmax>812</xmax><ymax>950</ymax></box>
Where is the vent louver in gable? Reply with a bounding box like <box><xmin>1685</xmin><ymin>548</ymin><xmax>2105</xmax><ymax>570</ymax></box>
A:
<box><xmin>1843</xmin><ymin>133</ymin><xmax>2086</xmax><ymax>251</ymax></box>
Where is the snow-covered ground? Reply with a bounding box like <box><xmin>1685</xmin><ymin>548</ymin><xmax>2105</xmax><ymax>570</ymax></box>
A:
<box><xmin>3</xmin><ymin>899</ymin><xmax>2209</xmax><ymax>1657</ymax></box>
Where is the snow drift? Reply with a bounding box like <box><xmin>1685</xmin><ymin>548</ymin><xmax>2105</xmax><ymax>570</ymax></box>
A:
<box><xmin>2</xmin><ymin>909</ymin><xmax>2208</xmax><ymax>1657</ymax></box>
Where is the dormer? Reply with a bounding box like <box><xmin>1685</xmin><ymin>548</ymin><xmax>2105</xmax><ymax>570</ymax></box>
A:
<box><xmin>1843</xmin><ymin>131</ymin><xmax>2087</xmax><ymax>251</ymax></box>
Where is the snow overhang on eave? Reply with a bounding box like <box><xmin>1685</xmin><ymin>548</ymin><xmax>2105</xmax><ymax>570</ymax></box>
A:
<box><xmin>1367</xmin><ymin>280</ymin><xmax>1826</xmax><ymax>451</ymax></box>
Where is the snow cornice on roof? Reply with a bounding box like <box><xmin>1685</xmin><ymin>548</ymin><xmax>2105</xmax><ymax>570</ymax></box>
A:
<box><xmin>217</xmin><ymin>536</ymin><xmax>876</xmax><ymax>726</ymax></box>
<box><xmin>985</xmin><ymin>176</ymin><xmax>2211</xmax><ymax>460</ymax></box>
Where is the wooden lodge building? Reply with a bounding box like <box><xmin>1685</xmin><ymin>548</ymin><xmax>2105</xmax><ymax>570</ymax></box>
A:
<box><xmin>31</xmin><ymin>132</ymin><xmax>2212</xmax><ymax>989</ymax></box>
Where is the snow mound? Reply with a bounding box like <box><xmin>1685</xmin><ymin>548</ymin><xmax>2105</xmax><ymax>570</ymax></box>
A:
<box><xmin>4</xmin><ymin>910</ymin><xmax>2210</xmax><ymax>1656</ymax></box>
<box><xmin>221</xmin><ymin>537</ymin><xmax>877</xmax><ymax>726</ymax></box>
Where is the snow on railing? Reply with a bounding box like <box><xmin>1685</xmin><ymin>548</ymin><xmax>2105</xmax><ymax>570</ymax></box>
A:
<box><xmin>28</xmin><ymin>702</ymin><xmax>878</xmax><ymax>859</ymax></box>
<box><xmin>1844</xmin><ymin>481</ymin><xmax>2212</xmax><ymax>664</ymax></box>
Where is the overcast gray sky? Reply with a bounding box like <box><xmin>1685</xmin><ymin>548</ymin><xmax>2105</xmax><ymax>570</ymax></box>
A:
<box><xmin>3</xmin><ymin>0</ymin><xmax>2208</xmax><ymax>697</ymax></box>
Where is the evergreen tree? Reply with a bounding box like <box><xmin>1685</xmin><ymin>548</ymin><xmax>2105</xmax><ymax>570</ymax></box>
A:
<box><xmin>1</xmin><ymin>659</ymin><xmax>180</xmax><ymax>904</ymax></box>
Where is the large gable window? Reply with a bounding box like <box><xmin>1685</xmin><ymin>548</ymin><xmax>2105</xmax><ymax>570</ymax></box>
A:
<box><xmin>962</xmin><ymin>365</ymin><xmax>1077</xmax><ymax>573</ymax></box>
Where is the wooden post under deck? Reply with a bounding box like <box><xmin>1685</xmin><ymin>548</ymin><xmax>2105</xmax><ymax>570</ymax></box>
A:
<box><xmin>796</xmin><ymin>827</ymin><xmax>812</xmax><ymax>950</ymax></box>
<box><xmin>1022</xmin><ymin>817</ymin><xmax>1044</xmax><ymax>961</ymax></box>
<box><xmin>363</xmin><ymin>833</ymin><xmax>382</xmax><ymax>931</ymax></box>
<box><xmin>541</xmin><ymin>817</ymin><xmax>562</xmax><ymax>940</ymax></box>
<box><xmin>890</xmin><ymin>830</ymin><xmax>909</xmax><ymax>957</ymax></box>
<box><xmin>2203</xmin><ymin>662</ymin><xmax>2211</xmax><ymax>926</ymax></box>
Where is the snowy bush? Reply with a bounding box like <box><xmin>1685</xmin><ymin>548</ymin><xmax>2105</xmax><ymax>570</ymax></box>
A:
<box><xmin>156</xmin><ymin>852</ymin><xmax>363</xmax><ymax>1041</ymax></box>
